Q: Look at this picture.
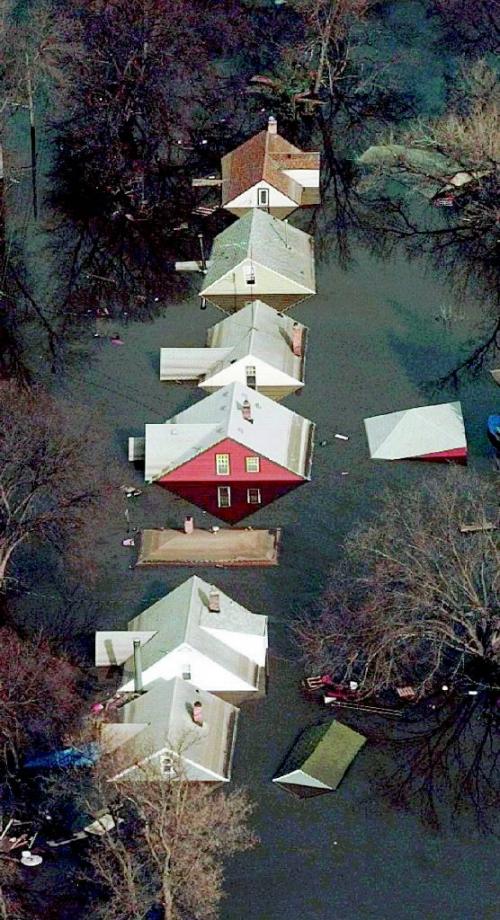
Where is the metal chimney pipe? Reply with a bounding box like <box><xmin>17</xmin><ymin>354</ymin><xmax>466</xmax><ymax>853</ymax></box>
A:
<box><xmin>133</xmin><ymin>640</ymin><xmax>143</xmax><ymax>693</ymax></box>
<box><xmin>198</xmin><ymin>233</ymin><xmax>207</xmax><ymax>272</ymax></box>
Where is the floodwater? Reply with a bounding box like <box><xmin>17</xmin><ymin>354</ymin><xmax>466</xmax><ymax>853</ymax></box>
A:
<box><xmin>54</xmin><ymin>245</ymin><xmax>497</xmax><ymax>920</ymax></box>
<box><xmin>7</xmin><ymin>2</ymin><xmax>499</xmax><ymax>917</ymax></box>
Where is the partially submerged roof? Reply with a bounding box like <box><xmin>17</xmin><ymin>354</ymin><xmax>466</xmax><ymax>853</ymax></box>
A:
<box><xmin>490</xmin><ymin>368</ymin><xmax>500</xmax><ymax>386</ymax></box>
<box><xmin>102</xmin><ymin>677</ymin><xmax>239</xmax><ymax>782</ymax></box>
<box><xmin>273</xmin><ymin>721</ymin><xmax>366</xmax><ymax>795</ymax></box>
<box><xmin>144</xmin><ymin>381</ymin><xmax>314</xmax><ymax>481</ymax></box>
<box><xmin>205</xmin><ymin>300</ymin><xmax>305</xmax><ymax>384</ymax></box>
<box><xmin>160</xmin><ymin>301</ymin><xmax>306</xmax><ymax>388</ymax></box>
<box><xmin>358</xmin><ymin>144</ymin><xmax>461</xmax><ymax>178</ymax></box>
<box><xmin>221</xmin><ymin>122</ymin><xmax>320</xmax><ymax>206</ymax></box>
<box><xmin>115</xmin><ymin>575</ymin><xmax>267</xmax><ymax>687</ymax></box>
<box><xmin>136</xmin><ymin>527</ymin><xmax>281</xmax><ymax>567</ymax></box>
<box><xmin>201</xmin><ymin>209</ymin><xmax>315</xmax><ymax>295</ymax></box>
<box><xmin>364</xmin><ymin>402</ymin><xmax>467</xmax><ymax>461</ymax></box>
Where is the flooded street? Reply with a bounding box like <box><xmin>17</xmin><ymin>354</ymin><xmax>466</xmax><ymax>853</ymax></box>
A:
<box><xmin>56</xmin><ymin>244</ymin><xmax>496</xmax><ymax>920</ymax></box>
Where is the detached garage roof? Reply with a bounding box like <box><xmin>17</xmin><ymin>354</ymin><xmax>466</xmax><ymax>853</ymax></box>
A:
<box><xmin>201</xmin><ymin>209</ymin><xmax>315</xmax><ymax>295</ymax></box>
<box><xmin>273</xmin><ymin>721</ymin><xmax>366</xmax><ymax>797</ymax></box>
<box><xmin>364</xmin><ymin>402</ymin><xmax>467</xmax><ymax>461</ymax></box>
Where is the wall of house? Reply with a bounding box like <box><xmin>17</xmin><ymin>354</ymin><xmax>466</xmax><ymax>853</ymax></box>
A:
<box><xmin>157</xmin><ymin>436</ymin><xmax>304</xmax><ymax>523</ymax></box>
<box><xmin>202</xmin><ymin>355</ymin><xmax>302</xmax><ymax>398</ymax></box>
<box><xmin>226</xmin><ymin>180</ymin><xmax>297</xmax><ymax>219</ymax></box>
<box><xmin>119</xmin><ymin>643</ymin><xmax>260</xmax><ymax>694</ymax></box>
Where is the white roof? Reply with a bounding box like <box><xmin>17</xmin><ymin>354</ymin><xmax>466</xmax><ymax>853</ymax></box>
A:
<box><xmin>201</xmin><ymin>209</ymin><xmax>315</xmax><ymax>294</ymax></box>
<box><xmin>160</xmin><ymin>301</ymin><xmax>305</xmax><ymax>388</ymax></box>
<box><xmin>364</xmin><ymin>402</ymin><xmax>467</xmax><ymax>460</ymax></box>
<box><xmin>143</xmin><ymin>381</ymin><xmax>314</xmax><ymax>481</ymax></box>
<box><xmin>205</xmin><ymin>300</ymin><xmax>305</xmax><ymax>385</ymax></box>
<box><xmin>95</xmin><ymin>576</ymin><xmax>267</xmax><ymax>689</ymax></box>
<box><xmin>102</xmin><ymin>677</ymin><xmax>238</xmax><ymax>782</ymax></box>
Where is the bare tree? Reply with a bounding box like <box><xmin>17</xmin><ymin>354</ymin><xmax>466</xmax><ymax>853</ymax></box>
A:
<box><xmin>295</xmin><ymin>470</ymin><xmax>500</xmax><ymax>823</ymax></box>
<box><xmin>0</xmin><ymin>624</ymin><xmax>84</xmax><ymax>769</ymax></box>
<box><xmin>80</xmin><ymin>761</ymin><xmax>257</xmax><ymax>920</ymax></box>
<box><xmin>0</xmin><ymin>384</ymin><xmax>117</xmax><ymax>589</ymax></box>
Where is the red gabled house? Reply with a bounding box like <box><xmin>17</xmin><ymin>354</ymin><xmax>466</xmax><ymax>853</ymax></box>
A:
<box><xmin>129</xmin><ymin>383</ymin><xmax>315</xmax><ymax>524</ymax></box>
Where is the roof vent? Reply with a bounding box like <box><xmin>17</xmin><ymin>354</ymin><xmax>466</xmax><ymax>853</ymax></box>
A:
<box><xmin>242</xmin><ymin>399</ymin><xmax>253</xmax><ymax>423</ymax></box>
<box><xmin>208</xmin><ymin>588</ymin><xmax>221</xmax><ymax>612</ymax></box>
<box><xmin>268</xmin><ymin>115</ymin><xmax>278</xmax><ymax>135</ymax></box>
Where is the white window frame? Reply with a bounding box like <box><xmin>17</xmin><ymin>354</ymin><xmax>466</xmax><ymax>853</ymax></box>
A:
<box><xmin>245</xmin><ymin>456</ymin><xmax>260</xmax><ymax>473</ymax></box>
<box><xmin>215</xmin><ymin>453</ymin><xmax>230</xmax><ymax>475</ymax></box>
<box><xmin>217</xmin><ymin>486</ymin><xmax>231</xmax><ymax>508</ymax></box>
<box><xmin>245</xmin><ymin>365</ymin><xmax>257</xmax><ymax>388</ymax></box>
<box><xmin>247</xmin><ymin>488</ymin><xmax>261</xmax><ymax>505</ymax></box>
<box><xmin>257</xmin><ymin>187</ymin><xmax>269</xmax><ymax>208</ymax></box>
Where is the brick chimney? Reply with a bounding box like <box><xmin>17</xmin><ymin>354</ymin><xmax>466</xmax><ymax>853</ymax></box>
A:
<box><xmin>242</xmin><ymin>399</ymin><xmax>253</xmax><ymax>423</ymax></box>
<box><xmin>268</xmin><ymin>115</ymin><xmax>277</xmax><ymax>135</ymax></box>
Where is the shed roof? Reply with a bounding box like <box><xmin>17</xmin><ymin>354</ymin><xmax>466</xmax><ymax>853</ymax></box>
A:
<box><xmin>364</xmin><ymin>402</ymin><xmax>467</xmax><ymax>460</ymax></box>
<box><xmin>144</xmin><ymin>381</ymin><xmax>314</xmax><ymax>481</ymax></box>
<box><xmin>273</xmin><ymin>721</ymin><xmax>366</xmax><ymax>791</ymax></box>
<box><xmin>102</xmin><ymin>677</ymin><xmax>238</xmax><ymax>781</ymax></box>
<box><xmin>201</xmin><ymin>209</ymin><xmax>315</xmax><ymax>294</ymax></box>
<box><xmin>221</xmin><ymin>127</ymin><xmax>320</xmax><ymax>205</ymax></box>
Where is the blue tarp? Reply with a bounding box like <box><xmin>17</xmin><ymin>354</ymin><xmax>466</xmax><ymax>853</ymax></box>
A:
<box><xmin>24</xmin><ymin>743</ymin><xmax>100</xmax><ymax>770</ymax></box>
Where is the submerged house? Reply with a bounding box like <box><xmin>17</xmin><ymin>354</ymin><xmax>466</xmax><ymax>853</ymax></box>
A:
<box><xmin>160</xmin><ymin>299</ymin><xmax>307</xmax><ymax>401</ymax></box>
<box><xmin>199</xmin><ymin>208</ymin><xmax>315</xmax><ymax>314</ymax></box>
<box><xmin>101</xmin><ymin>676</ymin><xmax>239</xmax><ymax>783</ymax></box>
<box><xmin>221</xmin><ymin>116</ymin><xmax>320</xmax><ymax>218</ymax></box>
<box><xmin>95</xmin><ymin>575</ymin><xmax>268</xmax><ymax>699</ymax></box>
<box><xmin>128</xmin><ymin>381</ymin><xmax>315</xmax><ymax>524</ymax></box>
<box><xmin>273</xmin><ymin>721</ymin><xmax>366</xmax><ymax>798</ymax></box>
<box><xmin>364</xmin><ymin>402</ymin><xmax>467</xmax><ymax>462</ymax></box>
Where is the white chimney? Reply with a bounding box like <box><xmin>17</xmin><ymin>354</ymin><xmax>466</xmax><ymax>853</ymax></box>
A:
<box><xmin>208</xmin><ymin>589</ymin><xmax>220</xmax><ymax>613</ymax></box>
<box><xmin>268</xmin><ymin>115</ymin><xmax>277</xmax><ymax>135</ymax></box>
<box><xmin>242</xmin><ymin>399</ymin><xmax>253</xmax><ymax>422</ymax></box>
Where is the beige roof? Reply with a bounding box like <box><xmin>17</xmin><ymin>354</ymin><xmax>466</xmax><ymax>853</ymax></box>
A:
<box><xmin>221</xmin><ymin>125</ymin><xmax>320</xmax><ymax>206</ymax></box>
<box><xmin>201</xmin><ymin>209</ymin><xmax>315</xmax><ymax>295</ymax></box>
<box><xmin>102</xmin><ymin>677</ymin><xmax>239</xmax><ymax>782</ymax></box>
<box><xmin>143</xmin><ymin>381</ymin><xmax>314</xmax><ymax>481</ymax></box>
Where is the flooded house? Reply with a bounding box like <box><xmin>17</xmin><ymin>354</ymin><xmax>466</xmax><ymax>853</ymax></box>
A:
<box><xmin>220</xmin><ymin>116</ymin><xmax>320</xmax><ymax>218</ymax></box>
<box><xmin>199</xmin><ymin>208</ymin><xmax>315</xmax><ymax>313</ymax></box>
<box><xmin>364</xmin><ymin>401</ymin><xmax>467</xmax><ymax>462</ymax></box>
<box><xmin>273</xmin><ymin>721</ymin><xmax>366</xmax><ymax>798</ymax></box>
<box><xmin>101</xmin><ymin>676</ymin><xmax>239</xmax><ymax>783</ymax></box>
<box><xmin>160</xmin><ymin>299</ymin><xmax>307</xmax><ymax>400</ymax></box>
<box><xmin>95</xmin><ymin>575</ymin><xmax>268</xmax><ymax>700</ymax></box>
<box><xmin>128</xmin><ymin>381</ymin><xmax>315</xmax><ymax>523</ymax></box>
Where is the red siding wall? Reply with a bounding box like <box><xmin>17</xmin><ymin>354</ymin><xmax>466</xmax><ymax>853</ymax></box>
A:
<box><xmin>157</xmin><ymin>437</ymin><xmax>304</xmax><ymax>523</ymax></box>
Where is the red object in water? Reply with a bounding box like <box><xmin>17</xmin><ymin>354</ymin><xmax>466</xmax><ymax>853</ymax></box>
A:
<box><xmin>416</xmin><ymin>446</ymin><xmax>467</xmax><ymax>463</ymax></box>
<box><xmin>110</xmin><ymin>336</ymin><xmax>124</xmax><ymax>346</ymax></box>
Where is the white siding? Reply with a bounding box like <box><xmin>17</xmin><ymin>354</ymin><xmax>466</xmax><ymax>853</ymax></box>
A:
<box><xmin>203</xmin><ymin>258</ymin><xmax>311</xmax><ymax>297</ymax></box>
<box><xmin>227</xmin><ymin>180</ymin><xmax>295</xmax><ymax>211</ymax></box>
<box><xmin>119</xmin><ymin>644</ymin><xmax>258</xmax><ymax>694</ymax></box>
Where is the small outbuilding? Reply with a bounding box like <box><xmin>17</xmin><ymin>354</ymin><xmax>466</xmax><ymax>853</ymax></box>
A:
<box><xmin>199</xmin><ymin>208</ymin><xmax>315</xmax><ymax>314</ymax></box>
<box><xmin>221</xmin><ymin>116</ymin><xmax>320</xmax><ymax>218</ymax></box>
<box><xmin>101</xmin><ymin>677</ymin><xmax>239</xmax><ymax>783</ymax></box>
<box><xmin>273</xmin><ymin>721</ymin><xmax>366</xmax><ymax>798</ymax></box>
<box><xmin>364</xmin><ymin>401</ymin><xmax>467</xmax><ymax>462</ymax></box>
<box><xmin>95</xmin><ymin>575</ymin><xmax>268</xmax><ymax>699</ymax></box>
<box><xmin>160</xmin><ymin>299</ymin><xmax>307</xmax><ymax>400</ymax></box>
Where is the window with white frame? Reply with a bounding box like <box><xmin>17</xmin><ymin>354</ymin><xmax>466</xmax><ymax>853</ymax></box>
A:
<box><xmin>257</xmin><ymin>187</ymin><xmax>269</xmax><ymax>207</ymax></box>
<box><xmin>160</xmin><ymin>753</ymin><xmax>176</xmax><ymax>778</ymax></box>
<box><xmin>247</xmin><ymin>488</ymin><xmax>261</xmax><ymax>505</ymax></box>
<box><xmin>215</xmin><ymin>453</ymin><xmax>230</xmax><ymax>475</ymax></box>
<box><xmin>245</xmin><ymin>365</ymin><xmax>257</xmax><ymax>388</ymax></box>
<box><xmin>217</xmin><ymin>486</ymin><xmax>231</xmax><ymax>508</ymax></box>
<box><xmin>245</xmin><ymin>456</ymin><xmax>260</xmax><ymax>473</ymax></box>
